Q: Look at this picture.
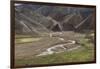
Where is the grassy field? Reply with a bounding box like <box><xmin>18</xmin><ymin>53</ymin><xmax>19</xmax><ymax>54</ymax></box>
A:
<box><xmin>15</xmin><ymin>37</ymin><xmax>41</xmax><ymax>44</ymax></box>
<box><xmin>15</xmin><ymin>47</ymin><xmax>94</xmax><ymax>66</ymax></box>
<box><xmin>15</xmin><ymin>32</ymin><xmax>95</xmax><ymax>67</ymax></box>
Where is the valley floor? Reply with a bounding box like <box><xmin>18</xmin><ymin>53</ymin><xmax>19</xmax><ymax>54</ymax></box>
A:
<box><xmin>14</xmin><ymin>31</ymin><xmax>95</xmax><ymax>67</ymax></box>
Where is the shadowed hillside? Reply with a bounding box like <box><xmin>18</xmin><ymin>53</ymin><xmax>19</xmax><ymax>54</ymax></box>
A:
<box><xmin>15</xmin><ymin>4</ymin><xmax>95</xmax><ymax>35</ymax></box>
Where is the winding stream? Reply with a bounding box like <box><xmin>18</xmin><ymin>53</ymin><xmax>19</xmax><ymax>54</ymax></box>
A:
<box><xmin>36</xmin><ymin>40</ymin><xmax>81</xmax><ymax>56</ymax></box>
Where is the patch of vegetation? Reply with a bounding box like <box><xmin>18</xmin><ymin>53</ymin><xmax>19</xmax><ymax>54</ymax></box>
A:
<box><xmin>15</xmin><ymin>49</ymin><xmax>94</xmax><ymax>66</ymax></box>
<box><xmin>15</xmin><ymin>37</ymin><xmax>95</xmax><ymax>66</ymax></box>
<box><xmin>15</xmin><ymin>35</ymin><xmax>33</xmax><ymax>38</ymax></box>
<box><xmin>15</xmin><ymin>37</ymin><xmax>41</xmax><ymax>44</ymax></box>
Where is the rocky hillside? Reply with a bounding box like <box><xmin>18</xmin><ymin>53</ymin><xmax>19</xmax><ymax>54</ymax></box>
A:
<box><xmin>15</xmin><ymin>3</ymin><xmax>95</xmax><ymax>35</ymax></box>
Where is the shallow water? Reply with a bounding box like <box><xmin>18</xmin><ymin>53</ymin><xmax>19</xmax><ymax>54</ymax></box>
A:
<box><xmin>36</xmin><ymin>40</ymin><xmax>81</xmax><ymax>56</ymax></box>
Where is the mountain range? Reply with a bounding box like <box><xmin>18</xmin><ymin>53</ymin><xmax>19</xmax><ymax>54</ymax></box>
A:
<box><xmin>15</xmin><ymin>3</ymin><xmax>95</xmax><ymax>35</ymax></box>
